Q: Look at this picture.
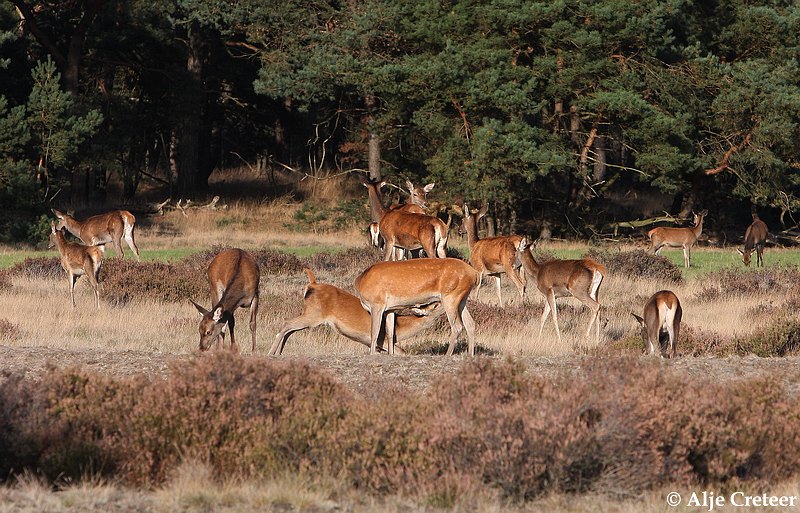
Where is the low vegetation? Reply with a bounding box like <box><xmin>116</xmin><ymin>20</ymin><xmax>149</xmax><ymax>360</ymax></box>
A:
<box><xmin>0</xmin><ymin>356</ymin><xmax>797</xmax><ymax>504</ymax></box>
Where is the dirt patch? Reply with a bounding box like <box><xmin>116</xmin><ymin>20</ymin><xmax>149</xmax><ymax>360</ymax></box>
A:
<box><xmin>2</xmin><ymin>345</ymin><xmax>799</xmax><ymax>397</ymax></box>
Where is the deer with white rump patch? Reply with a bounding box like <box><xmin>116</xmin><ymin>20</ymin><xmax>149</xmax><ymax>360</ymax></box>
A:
<box><xmin>270</xmin><ymin>268</ymin><xmax>443</xmax><ymax>355</ymax></box>
<box><xmin>190</xmin><ymin>248</ymin><xmax>260</xmax><ymax>353</ymax></box>
<box><xmin>647</xmin><ymin>210</ymin><xmax>708</xmax><ymax>268</ymax></box>
<box><xmin>355</xmin><ymin>258</ymin><xmax>479</xmax><ymax>356</ymax></box>
<box><xmin>49</xmin><ymin>221</ymin><xmax>105</xmax><ymax>308</ymax></box>
<box><xmin>457</xmin><ymin>202</ymin><xmax>526</xmax><ymax>306</ymax></box>
<box><xmin>52</xmin><ymin>208</ymin><xmax>140</xmax><ymax>260</ymax></box>
<box><xmin>516</xmin><ymin>238</ymin><xmax>605</xmax><ymax>345</ymax></box>
<box><xmin>632</xmin><ymin>290</ymin><xmax>682</xmax><ymax>358</ymax></box>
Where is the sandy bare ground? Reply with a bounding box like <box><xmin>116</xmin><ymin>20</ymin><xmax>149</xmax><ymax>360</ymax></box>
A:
<box><xmin>2</xmin><ymin>345</ymin><xmax>800</xmax><ymax>397</ymax></box>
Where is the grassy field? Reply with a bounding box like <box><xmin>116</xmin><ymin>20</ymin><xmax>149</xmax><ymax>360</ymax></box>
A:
<box><xmin>2</xmin><ymin>199</ymin><xmax>800</xmax><ymax>512</ymax></box>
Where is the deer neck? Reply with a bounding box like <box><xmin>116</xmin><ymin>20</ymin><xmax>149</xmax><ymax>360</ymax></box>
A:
<box><xmin>465</xmin><ymin>217</ymin><xmax>479</xmax><ymax>249</ymax></box>
<box><xmin>61</xmin><ymin>216</ymin><xmax>84</xmax><ymax>239</ymax></box>
<box><xmin>366</xmin><ymin>187</ymin><xmax>386</xmax><ymax>222</ymax></box>
<box><xmin>692</xmin><ymin>217</ymin><xmax>704</xmax><ymax>239</ymax></box>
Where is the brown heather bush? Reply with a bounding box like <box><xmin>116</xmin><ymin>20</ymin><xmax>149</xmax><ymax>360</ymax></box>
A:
<box><xmin>1</xmin><ymin>357</ymin><xmax>799</xmax><ymax>500</ymax></box>
<box><xmin>585</xmin><ymin>249</ymin><xmax>683</xmax><ymax>283</ymax></box>
<box><xmin>0</xmin><ymin>319</ymin><xmax>19</xmax><ymax>340</ymax></box>
<box><xmin>696</xmin><ymin>267</ymin><xmax>800</xmax><ymax>301</ymax></box>
<box><xmin>100</xmin><ymin>259</ymin><xmax>206</xmax><ymax>305</ymax></box>
<box><xmin>304</xmin><ymin>247</ymin><xmax>380</xmax><ymax>274</ymax></box>
<box><xmin>4</xmin><ymin>256</ymin><xmax>63</xmax><ymax>280</ymax></box>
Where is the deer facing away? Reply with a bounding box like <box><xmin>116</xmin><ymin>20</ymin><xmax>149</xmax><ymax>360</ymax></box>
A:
<box><xmin>355</xmin><ymin>258</ymin><xmax>479</xmax><ymax>356</ymax></box>
<box><xmin>737</xmin><ymin>214</ymin><xmax>768</xmax><ymax>267</ymax></box>
<box><xmin>52</xmin><ymin>208</ymin><xmax>140</xmax><ymax>260</ymax></box>
<box><xmin>516</xmin><ymin>238</ymin><xmax>605</xmax><ymax>345</ymax></box>
<box><xmin>458</xmin><ymin>202</ymin><xmax>526</xmax><ymax>307</ymax></box>
<box><xmin>190</xmin><ymin>248</ymin><xmax>260</xmax><ymax>353</ymax></box>
<box><xmin>49</xmin><ymin>221</ymin><xmax>105</xmax><ymax>308</ymax></box>
<box><xmin>632</xmin><ymin>290</ymin><xmax>682</xmax><ymax>358</ymax></box>
<box><xmin>647</xmin><ymin>210</ymin><xmax>708</xmax><ymax>268</ymax></box>
<box><xmin>269</xmin><ymin>268</ymin><xmax>443</xmax><ymax>355</ymax></box>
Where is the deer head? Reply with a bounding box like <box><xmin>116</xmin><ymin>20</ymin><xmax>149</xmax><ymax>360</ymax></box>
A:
<box><xmin>190</xmin><ymin>299</ymin><xmax>231</xmax><ymax>351</ymax></box>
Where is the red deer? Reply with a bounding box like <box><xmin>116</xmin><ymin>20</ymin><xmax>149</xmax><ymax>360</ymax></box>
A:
<box><xmin>189</xmin><ymin>248</ymin><xmax>259</xmax><ymax>353</ymax></box>
<box><xmin>48</xmin><ymin>221</ymin><xmax>105</xmax><ymax>308</ymax></box>
<box><xmin>458</xmin><ymin>203</ymin><xmax>526</xmax><ymax>306</ymax></box>
<box><xmin>52</xmin><ymin>209</ymin><xmax>140</xmax><ymax>260</ymax></box>
<box><xmin>647</xmin><ymin>210</ymin><xmax>708</xmax><ymax>268</ymax></box>
<box><xmin>363</xmin><ymin>179</ymin><xmax>428</xmax><ymax>259</ymax></box>
<box><xmin>355</xmin><ymin>258</ymin><xmax>479</xmax><ymax>356</ymax></box>
<box><xmin>737</xmin><ymin>214</ymin><xmax>768</xmax><ymax>267</ymax></box>
<box><xmin>269</xmin><ymin>268</ymin><xmax>443</xmax><ymax>355</ymax></box>
<box><xmin>516</xmin><ymin>238</ymin><xmax>605</xmax><ymax>344</ymax></box>
<box><xmin>631</xmin><ymin>290</ymin><xmax>682</xmax><ymax>358</ymax></box>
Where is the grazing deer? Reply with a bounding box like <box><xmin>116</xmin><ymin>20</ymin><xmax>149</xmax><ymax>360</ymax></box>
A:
<box><xmin>647</xmin><ymin>210</ymin><xmax>708</xmax><ymax>268</ymax></box>
<box><xmin>189</xmin><ymin>248</ymin><xmax>260</xmax><ymax>353</ymax></box>
<box><xmin>458</xmin><ymin>203</ymin><xmax>526</xmax><ymax>307</ymax></box>
<box><xmin>631</xmin><ymin>290</ymin><xmax>682</xmax><ymax>358</ymax></box>
<box><xmin>51</xmin><ymin>208</ymin><xmax>140</xmax><ymax>260</ymax></box>
<box><xmin>48</xmin><ymin>222</ymin><xmax>105</xmax><ymax>308</ymax></box>
<box><xmin>516</xmin><ymin>238</ymin><xmax>605</xmax><ymax>344</ymax></box>
<box><xmin>269</xmin><ymin>268</ymin><xmax>443</xmax><ymax>355</ymax></box>
<box><xmin>355</xmin><ymin>258</ymin><xmax>479</xmax><ymax>356</ymax></box>
<box><xmin>737</xmin><ymin>214</ymin><xmax>768</xmax><ymax>267</ymax></box>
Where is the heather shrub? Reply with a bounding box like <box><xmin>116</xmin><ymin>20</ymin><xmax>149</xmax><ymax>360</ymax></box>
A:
<box><xmin>3</xmin><ymin>257</ymin><xmax>63</xmax><ymax>280</ymax></box>
<box><xmin>585</xmin><ymin>249</ymin><xmax>683</xmax><ymax>283</ymax></box>
<box><xmin>250</xmin><ymin>248</ymin><xmax>305</xmax><ymax>275</ymax></box>
<box><xmin>0</xmin><ymin>319</ymin><xmax>19</xmax><ymax>340</ymax></box>
<box><xmin>100</xmin><ymin>259</ymin><xmax>206</xmax><ymax>305</ymax></box>
<box><xmin>304</xmin><ymin>247</ymin><xmax>380</xmax><ymax>274</ymax></box>
<box><xmin>2</xmin><ymin>357</ymin><xmax>800</xmax><ymax>501</ymax></box>
<box><xmin>0</xmin><ymin>271</ymin><xmax>10</xmax><ymax>290</ymax></box>
<box><xmin>736</xmin><ymin>318</ymin><xmax>800</xmax><ymax>357</ymax></box>
<box><xmin>696</xmin><ymin>267</ymin><xmax>800</xmax><ymax>300</ymax></box>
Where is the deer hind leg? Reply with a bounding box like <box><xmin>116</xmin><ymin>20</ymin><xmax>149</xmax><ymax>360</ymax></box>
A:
<box><xmin>757</xmin><ymin>244</ymin><xmax>764</xmax><ymax>267</ymax></box>
<box><xmin>124</xmin><ymin>224</ymin><xmax>140</xmax><ymax>261</ymax></box>
<box><xmin>671</xmin><ymin>319</ymin><xmax>680</xmax><ymax>358</ymax></box>
<box><xmin>369</xmin><ymin>306</ymin><xmax>387</xmax><ymax>354</ymax></box>
<box><xmin>113</xmin><ymin>237</ymin><xmax>125</xmax><ymax>259</ymax></box>
<box><xmin>270</xmin><ymin>314</ymin><xmax>318</xmax><ymax>356</ymax></box>
<box><xmin>547</xmin><ymin>291</ymin><xmax>562</xmax><ymax>344</ymax></box>
<box><xmin>494</xmin><ymin>275</ymin><xmax>503</xmax><ymax>307</ymax></box>
<box><xmin>462</xmin><ymin>303</ymin><xmax>476</xmax><ymax>356</ymax></box>
<box><xmin>68</xmin><ymin>272</ymin><xmax>77</xmax><ymax>308</ymax></box>
<box><xmin>683</xmin><ymin>246</ymin><xmax>690</xmax><ymax>268</ymax></box>
<box><xmin>227</xmin><ymin>315</ymin><xmax>238</xmax><ymax>353</ymax></box>
<box><xmin>83</xmin><ymin>260</ymin><xmax>101</xmax><ymax>309</ymax></box>
<box><xmin>249</xmin><ymin>294</ymin><xmax>259</xmax><ymax>352</ymax></box>
<box><xmin>385</xmin><ymin>311</ymin><xmax>397</xmax><ymax>355</ymax></box>
<box><xmin>538</xmin><ymin>298</ymin><xmax>551</xmax><ymax>341</ymax></box>
<box><xmin>443</xmin><ymin>298</ymin><xmax>466</xmax><ymax>356</ymax></box>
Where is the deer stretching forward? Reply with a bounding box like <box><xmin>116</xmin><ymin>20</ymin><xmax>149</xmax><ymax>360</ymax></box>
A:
<box><xmin>190</xmin><ymin>248</ymin><xmax>260</xmax><ymax>353</ymax></box>
<box><xmin>270</xmin><ymin>269</ymin><xmax>443</xmax><ymax>355</ymax></box>
<box><xmin>738</xmin><ymin>214</ymin><xmax>768</xmax><ymax>267</ymax></box>
<box><xmin>355</xmin><ymin>258</ymin><xmax>479</xmax><ymax>356</ymax></box>
<box><xmin>458</xmin><ymin>203</ymin><xmax>526</xmax><ymax>307</ymax></box>
<box><xmin>52</xmin><ymin>208</ymin><xmax>140</xmax><ymax>260</ymax></box>
<box><xmin>648</xmin><ymin>210</ymin><xmax>708</xmax><ymax>268</ymax></box>
<box><xmin>49</xmin><ymin>222</ymin><xmax>105</xmax><ymax>308</ymax></box>
<box><xmin>516</xmin><ymin>239</ymin><xmax>605</xmax><ymax>345</ymax></box>
<box><xmin>632</xmin><ymin>290</ymin><xmax>682</xmax><ymax>358</ymax></box>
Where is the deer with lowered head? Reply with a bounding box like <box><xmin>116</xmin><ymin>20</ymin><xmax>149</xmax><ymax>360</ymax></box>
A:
<box><xmin>190</xmin><ymin>248</ymin><xmax>260</xmax><ymax>353</ymax></box>
<box><xmin>515</xmin><ymin>238</ymin><xmax>606</xmax><ymax>345</ymax></box>
<box><xmin>647</xmin><ymin>209</ymin><xmax>708</xmax><ymax>268</ymax></box>
<box><xmin>49</xmin><ymin>221</ymin><xmax>105</xmax><ymax>308</ymax></box>
<box><xmin>457</xmin><ymin>203</ymin><xmax>526</xmax><ymax>306</ymax></box>
<box><xmin>52</xmin><ymin>208</ymin><xmax>140</xmax><ymax>260</ymax></box>
<box><xmin>269</xmin><ymin>268</ymin><xmax>443</xmax><ymax>355</ymax></box>
<box><xmin>737</xmin><ymin>213</ymin><xmax>768</xmax><ymax>267</ymax></box>
<box><xmin>632</xmin><ymin>290</ymin><xmax>682</xmax><ymax>358</ymax></box>
<box><xmin>355</xmin><ymin>258</ymin><xmax>479</xmax><ymax>356</ymax></box>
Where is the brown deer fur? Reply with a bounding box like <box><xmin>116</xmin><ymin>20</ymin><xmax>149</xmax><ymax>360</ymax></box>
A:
<box><xmin>516</xmin><ymin>239</ymin><xmax>605</xmax><ymax>344</ymax></box>
<box><xmin>355</xmin><ymin>258</ymin><xmax>479</xmax><ymax>356</ymax></box>
<box><xmin>738</xmin><ymin>214</ymin><xmax>768</xmax><ymax>267</ymax></box>
<box><xmin>269</xmin><ymin>268</ymin><xmax>443</xmax><ymax>355</ymax></box>
<box><xmin>459</xmin><ymin>203</ymin><xmax>526</xmax><ymax>306</ymax></box>
<box><xmin>632</xmin><ymin>290</ymin><xmax>682</xmax><ymax>358</ymax></box>
<box><xmin>190</xmin><ymin>248</ymin><xmax>260</xmax><ymax>353</ymax></box>
<box><xmin>52</xmin><ymin>208</ymin><xmax>140</xmax><ymax>260</ymax></box>
<box><xmin>49</xmin><ymin>222</ymin><xmax>104</xmax><ymax>308</ymax></box>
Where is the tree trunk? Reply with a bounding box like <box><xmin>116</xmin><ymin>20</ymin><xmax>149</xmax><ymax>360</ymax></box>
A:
<box><xmin>592</xmin><ymin>135</ymin><xmax>607</xmax><ymax>182</ymax></box>
<box><xmin>364</xmin><ymin>94</ymin><xmax>381</xmax><ymax>181</ymax></box>
<box><xmin>175</xmin><ymin>23</ymin><xmax>206</xmax><ymax>197</ymax></box>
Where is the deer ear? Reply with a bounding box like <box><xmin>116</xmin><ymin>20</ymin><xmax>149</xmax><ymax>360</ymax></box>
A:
<box><xmin>631</xmin><ymin>312</ymin><xmax>645</xmax><ymax>327</ymax></box>
<box><xmin>736</xmin><ymin>248</ymin><xmax>744</xmax><ymax>256</ymax></box>
<box><xmin>517</xmin><ymin>237</ymin><xmax>528</xmax><ymax>251</ymax></box>
<box><xmin>423</xmin><ymin>183</ymin><xmax>435</xmax><ymax>193</ymax></box>
<box><xmin>380</xmin><ymin>181</ymin><xmax>386</xmax><ymax>188</ymax></box>
<box><xmin>405</xmin><ymin>179</ymin><xmax>414</xmax><ymax>191</ymax></box>
<box><xmin>478</xmin><ymin>204</ymin><xmax>489</xmax><ymax>219</ymax></box>
<box><xmin>212</xmin><ymin>307</ymin><xmax>223</xmax><ymax>322</ymax></box>
<box><xmin>51</xmin><ymin>209</ymin><xmax>63</xmax><ymax>218</ymax></box>
<box><xmin>190</xmin><ymin>299</ymin><xmax>209</xmax><ymax>316</ymax></box>
<box><xmin>50</xmin><ymin>221</ymin><xmax>56</xmax><ymax>233</ymax></box>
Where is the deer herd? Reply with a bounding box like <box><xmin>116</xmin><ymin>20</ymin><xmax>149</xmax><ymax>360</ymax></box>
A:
<box><xmin>45</xmin><ymin>184</ymin><xmax>770</xmax><ymax>359</ymax></box>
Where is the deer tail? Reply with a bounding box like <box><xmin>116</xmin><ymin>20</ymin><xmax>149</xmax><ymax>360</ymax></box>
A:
<box><xmin>303</xmin><ymin>268</ymin><xmax>316</xmax><ymax>284</ymax></box>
